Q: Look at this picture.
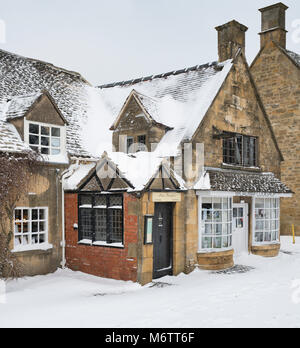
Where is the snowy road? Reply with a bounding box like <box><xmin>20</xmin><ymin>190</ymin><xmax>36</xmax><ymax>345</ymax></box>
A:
<box><xmin>1</xmin><ymin>237</ymin><xmax>300</xmax><ymax>328</ymax></box>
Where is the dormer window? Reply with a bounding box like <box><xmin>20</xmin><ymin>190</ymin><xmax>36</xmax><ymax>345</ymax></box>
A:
<box><xmin>29</xmin><ymin>123</ymin><xmax>61</xmax><ymax>155</ymax></box>
<box><xmin>223</xmin><ymin>133</ymin><xmax>258</xmax><ymax>168</ymax></box>
<box><xmin>24</xmin><ymin>120</ymin><xmax>67</xmax><ymax>163</ymax></box>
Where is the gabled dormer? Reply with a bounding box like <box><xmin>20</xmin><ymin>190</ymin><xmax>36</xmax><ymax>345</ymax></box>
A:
<box><xmin>6</xmin><ymin>91</ymin><xmax>69</xmax><ymax>163</ymax></box>
<box><xmin>110</xmin><ymin>90</ymin><xmax>172</xmax><ymax>153</ymax></box>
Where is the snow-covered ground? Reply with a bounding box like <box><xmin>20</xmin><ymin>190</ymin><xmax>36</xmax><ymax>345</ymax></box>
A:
<box><xmin>1</xmin><ymin>236</ymin><xmax>300</xmax><ymax>328</ymax></box>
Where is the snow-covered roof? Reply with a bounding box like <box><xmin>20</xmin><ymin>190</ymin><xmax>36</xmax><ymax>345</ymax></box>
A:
<box><xmin>285</xmin><ymin>49</ymin><xmax>300</xmax><ymax>68</ymax></box>
<box><xmin>64</xmin><ymin>151</ymin><xmax>186</xmax><ymax>192</ymax></box>
<box><xmin>0</xmin><ymin>120</ymin><xmax>32</xmax><ymax>153</ymax></box>
<box><xmin>197</xmin><ymin>169</ymin><xmax>293</xmax><ymax>195</ymax></box>
<box><xmin>0</xmin><ymin>49</ymin><xmax>97</xmax><ymax>157</ymax></box>
<box><xmin>99</xmin><ymin>60</ymin><xmax>233</xmax><ymax>157</ymax></box>
<box><xmin>4</xmin><ymin>92</ymin><xmax>42</xmax><ymax>120</ymax></box>
<box><xmin>63</xmin><ymin>162</ymin><xmax>97</xmax><ymax>191</ymax></box>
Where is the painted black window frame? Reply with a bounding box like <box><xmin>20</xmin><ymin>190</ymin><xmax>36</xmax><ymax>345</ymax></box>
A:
<box><xmin>78</xmin><ymin>193</ymin><xmax>124</xmax><ymax>246</ymax></box>
<box><xmin>223</xmin><ymin>133</ymin><xmax>258</xmax><ymax>168</ymax></box>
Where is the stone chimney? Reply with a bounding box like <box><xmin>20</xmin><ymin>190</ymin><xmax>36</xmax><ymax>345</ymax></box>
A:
<box><xmin>216</xmin><ymin>20</ymin><xmax>248</xmax><ymax>62</ymax></box>
<box><xmin>259</xmin><ymin>2</ymin><xmax>288</xmax><ymax>49</ymax></box>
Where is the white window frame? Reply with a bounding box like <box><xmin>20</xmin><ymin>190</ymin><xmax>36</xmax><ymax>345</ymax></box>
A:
<box><xmin>252</xmin><ymin>197</ymin><xmax>280</xmax><ymax>245</ymax></box>
<box><xmin>198</xmin><ymin>196</ymin><xmax>233</xmax><ymax>252</ymax></box>
<box><xmin>24</xmin><ymin>119</ymin><xmax>67</xmax><ymax>163</ymax></box>
<box><xmin>13</xmin><ymin>207</ymin><xmax>51</xmax><ymax>252</ymax></box>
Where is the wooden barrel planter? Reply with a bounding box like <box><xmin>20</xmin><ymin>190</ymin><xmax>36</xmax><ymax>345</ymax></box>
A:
<box><xmin>197</xmin><ymin>249</ymin><xmax>234</xmax><ymax>271</ymax></box>
<box><xmin>251</xmin><ymin>244</ymin><xmax>280</xmax><ymax>257</ymax></box>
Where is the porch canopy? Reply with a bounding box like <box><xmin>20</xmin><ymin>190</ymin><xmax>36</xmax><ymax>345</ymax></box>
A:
<box><xmin>195</xmin><ymin>169</ymin><xmax>293</xmax><ymax>197</ymax></box>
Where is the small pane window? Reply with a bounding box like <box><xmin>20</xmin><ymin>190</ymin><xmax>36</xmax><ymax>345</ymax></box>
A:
<box><xmin>28</xmin><ymin>122</ymin><xmax>62</xmax><ymax>156</ymax></box>
<box><xmin>14</xmin><ymin>208</ymin><xmax>48</xmax><ymax>249</ymax></box>
<box><xmin>78</xmin><ymin>194</ymin><xmax>123</xmax><ymax>246</ymax></box>
<box><xmin>201</xmin><ymin>197</ymin><xmax>233</xmax><ymax>250</ymax></box>
<box><xmin>254</xmin><ymin>198</ymin><xmax>280</xmax><ymax>244</ymax></box>
<box><xmin>223</xmin><ymin>133</ymin><xmax>257</xmax><ymax>167</ymax></box>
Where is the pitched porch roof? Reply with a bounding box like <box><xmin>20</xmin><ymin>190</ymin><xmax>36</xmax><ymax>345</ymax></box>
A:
<box><xmin>195</xmin><ymin>168</ymin><xmax>293</xmax><ymax>196</ymax></box>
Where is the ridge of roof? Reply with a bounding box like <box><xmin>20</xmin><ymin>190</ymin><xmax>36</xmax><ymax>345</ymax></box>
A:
<box><xmin>0</xmin><ymin>49</ymin><xmax>89</xmax><ymax>83</ymax></box>
<box><xmin>98</xmin><ymin>61</ymin><xmax>221</xmax><ymax>89</ymax></box>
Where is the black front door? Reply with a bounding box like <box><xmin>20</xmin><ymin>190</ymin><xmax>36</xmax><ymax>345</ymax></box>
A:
<box><xmin>153</xmin><ymin>203</ymin><xmax>173</xmax><ymax>279</ymax></box>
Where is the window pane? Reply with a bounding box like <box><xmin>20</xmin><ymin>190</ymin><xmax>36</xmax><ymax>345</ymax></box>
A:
<box><xmin>32</xmin><ymin>209</ymin><xmax>38</xmax><ymax>220</ymax></box>
<box><xmin>255</xmin><ymin>232</ymin><xmax>264</xmax><ymax>243</ymax></box>
<box><xmin>29</xmin><ymin>135</ymin><xmax>39</xmax><ymax>145</ymax></box>
<box><xmin>39</xmin><ymin>222</ymin><xmax>45</xmax><ymax>232</ymax></box>
<box><xmin>109</xmin><ymin>196</ymin><xmax>122</xmax><ymax>207</ymax></box>
<box><xmin>41</xmin><ymin>127</ymin><xmax>50</xmax><ymax>136</ymax></box>
<box><xmin>23</xmin><ymin>210</ymin><xmax>29</xmax><ymax>221</ymax></box>
<box><xmin>39</xmin><ymin>209</ymin><xmax>45</xmax><ymax>220</ymax></box>
<box><xmin>32</xmin><ymin>222</ymin><xmax>38</xmax><ymax>233</ymax></box>
<box><xmin>94</xmin><ymin>196</ymin><xmax>106</xmax><ymax>208</ymax></box>
<box><xmin>32</xmin><ymin>235</ymin><xmax>39</xmax><ymax>244</ymax></box>
<box><xmin>51</xmin><ymin>128</ymin><xmax>60</xmax><ymax>137</ymax></box>
<box><xmin>202</xmin><ymin>237</ymin><xmax>212</xmax><ymax>249</ymax></box>
<box><xmin>41</xmin><ymin>137</ymin><xmax>49</xmax><ymax>146</ymax></box>
<box><xmin>79</xmin><ymin>209</ymin><xmax>93</xmax><ymax>240</ymax></box>
<box><xmin>41</xmin><ymin>147</ymin><xmax>50</xmax><ymax>155</ymax></box>
<box><xmin>51</xmin><ymin>138</ymin><xmax>60</xmax><ymax>148</ymax></box>
<box><xmin>110</xmin><ymin>209</ymin><xmax>122</xmax><ymax>243</ymax></box>
<box><xmin>80</xmin><ymin>195</ymin><xmax>93</xmax><ymax>206</ymax></box>
<box><xmin>29</xmin><ymin>124</ymin><xmax>39</xmax><ymax>134</ymax></box>
<box><xmin>15</xmin><ymin>210</ymin><xmax>22</xmax><ymax>221</ymax></box>
<box><xmin>39</xmin><ymin>234</ymin><xmax>46</xmax><ymax>244</ymax></box>
<box><xmin>204</xmin><ymin>224</ymin><xmax>212</xmax><ymax>235</ymax></box>
<box><xmin>213</xmin><ymin>237</ymin><xmax>222</xmax><ymax>249</ymax></box>
<box><xmin>95</xmin><ymin>209</ymin><xmax>107</xmax><ymax>242</ymax></box>
<box><xmin>52</xmin><ymin>149</ymin><xmax>61</xmax><ymax>155</ymax></box>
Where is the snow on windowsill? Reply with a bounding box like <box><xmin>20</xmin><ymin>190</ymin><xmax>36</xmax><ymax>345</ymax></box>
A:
<box><xmin>12</xmin><ymin>243</ymin><xmax>53</xmax><ymax>253</ymax></box>
<box><xmin>198</xmin><ymin>247</ymin><xmax>233</xmax><ymax>254</ymax></box>
<box><xmin>78</xmin><ymin>240</ymin><xmax>124</xmax><ymax>248</ymax></box>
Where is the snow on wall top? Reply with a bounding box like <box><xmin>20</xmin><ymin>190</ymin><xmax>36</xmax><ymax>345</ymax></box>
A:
<box><xmin>0</xmin><ymin>49</ymin><xmax>94</xmax><ymax>157</ymax></box>
<box><xmin>0</xmin><ymin>120</ymin><xmax>32</xmax><ymax>153</ymax></box>
<box><xmin>206</xmin><ymin>169</ymin><xmax>293</xmax><ymax>194</ymax></box>
<box><xmin>98</xmin><ymin>60</ymin><xmax>233</xmax><ymax>157</ymax></box>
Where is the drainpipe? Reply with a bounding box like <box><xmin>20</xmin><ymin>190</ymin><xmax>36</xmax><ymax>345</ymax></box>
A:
<box><xmin>61</xmin><ymin>184</ymin><xmax>66</xmax><ymax>269</ymax></box>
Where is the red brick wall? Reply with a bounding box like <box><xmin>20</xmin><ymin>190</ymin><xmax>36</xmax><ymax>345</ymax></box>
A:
<box><xmin>65</xmin><ymin>193</ymin><xmax>138</xmax><ymax>282</ymax></box>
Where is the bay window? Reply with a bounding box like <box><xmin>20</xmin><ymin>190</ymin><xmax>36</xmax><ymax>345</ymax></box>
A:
<box><xmin>254</xmin><ymin>198</ymin><xmax>280</xmax><ymax>243</ymax></box>
<box><xmin>79</xmin><ymin>194</ymin><xmax>124</xmax><ymax>246</ymax></box>
<box><xmin>200</xmin><ymin>197</ymin><xmax>233</xmax><ymax>250</ymax></box>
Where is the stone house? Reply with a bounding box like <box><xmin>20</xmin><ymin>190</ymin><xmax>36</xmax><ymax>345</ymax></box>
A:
<box><xmin>64</xmin><ymin>19</ymin><xmax>292</xmax><ymax>285</ymax></box>
<box><xmin>0</xmin><ymin>51</ymin><xmax>97</xmax><ymax>276</ymax></box>
<box><xmin>251</xmin><ymin>2</ymin><xmax>300</xmax><ymax>236</ymax></box>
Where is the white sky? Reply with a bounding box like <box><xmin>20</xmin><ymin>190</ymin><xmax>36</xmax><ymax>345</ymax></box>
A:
<box><xmin>1</xmin><ymin>0</ymin><xmax>300</xmax><ymax>85</ymax></box>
